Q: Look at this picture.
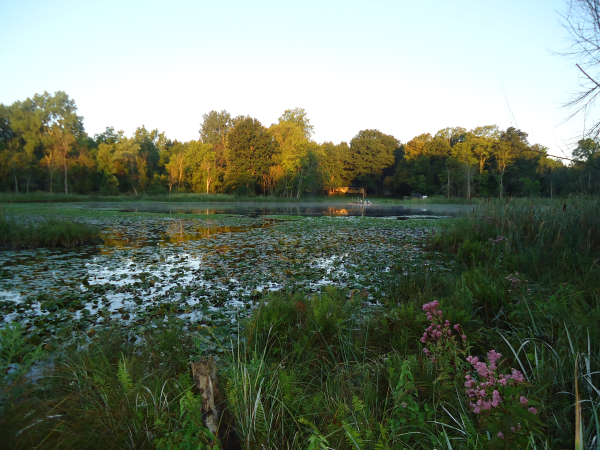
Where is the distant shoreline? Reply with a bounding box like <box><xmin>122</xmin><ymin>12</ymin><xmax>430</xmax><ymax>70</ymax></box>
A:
<box><xmin>0</xmin><ymin>192</ymin><xmax>474</xmax><ymax>205</ymax></box>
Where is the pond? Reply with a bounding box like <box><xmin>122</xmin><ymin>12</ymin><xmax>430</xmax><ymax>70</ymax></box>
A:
<box><xmin>82</xmin><ymin>201</ymin><xmax>472</xmax><ymax>217</ymax></box>
<box><xmin>0</xmin><ymin>203</ymin><xmax>459</xmax><ymax>343</ymax></box>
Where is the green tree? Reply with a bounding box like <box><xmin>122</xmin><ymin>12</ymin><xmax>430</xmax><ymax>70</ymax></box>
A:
<box><xmin>269</xmin><ymin>120</ymin><xmax>310</xmax><ymax>196</ymax></box>
<box><xmin>349</xmin><ymin>129</ymin><xmax>398</xmax><ymax>193</ymax></box>
<box><xmin>278</xmin><ymin>108</ymin><xmax>314</xmax><ymax>140</ymax></box>
<box><xmin>185</xmin><ymin>141</ymin><xmax>217</xmax><ymax>193</ymax></box>
<box><xmin>96</xmin><ymin>142</ymin><xmax>120</xmax><ymax>195</ymax></box>
<box><xmin>115</xmin><ymin>138</ymin><xmax>143</xmax><ymax>195</ymax></box>
<box><xmin>164</xmin><ymin>142</ymin><xmax>187</xmax><ymax>194</ymax></box>
<box><xmin>225</xmin><ymin>118</ymin><xmax>279</xmax><ymax>195</ymax></box>
<box><xmin>133</xmin><ymin>126</ymin><xmax>167</xmax><ymax>180</ymax></box>
<box><xmin>41</xmin><ymin>92</ymin><xmax>85</xmax><ymax>194</ymax></box>
<box><xmin>494</xmin><ymin>127</ymin><xmax>528</xmax><ymax>198</ymax></box>
<box><xmin>199</xmin><ymin>110</ymin><xmax>232</xmax><ymax>146</ymax></box>
<box><xmin>573</xmin><ymin>138</ymin><xmax>600</xmax><ymax>192</ymax></box>
<box><xmin>453</xmin><ymin>140</ymin><xmax>478</xmax><ymax>199</ymax></box>
<box><xmin>319</xmin><ymin>141</ymin><xmax>352</xmax><ymax>192</ymax></box>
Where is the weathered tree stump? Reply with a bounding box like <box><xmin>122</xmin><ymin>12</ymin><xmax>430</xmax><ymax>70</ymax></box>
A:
<box><xmin>191</xmin><ymin>356</ymin><xmax>222</xmax><ymax>437</ymax></box>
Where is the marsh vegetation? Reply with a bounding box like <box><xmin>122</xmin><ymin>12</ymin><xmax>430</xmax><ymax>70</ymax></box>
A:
<box><xmin>0</xmin><ymin>198</ymin><xmax>599</xmax><ymax>449</ymax></box>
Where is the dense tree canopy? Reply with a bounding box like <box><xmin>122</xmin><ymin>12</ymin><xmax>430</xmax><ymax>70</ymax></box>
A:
<box><xmin>0</xmin><ymin>92</ymin><xmax>596</xmax><ymax>197</ymax></box>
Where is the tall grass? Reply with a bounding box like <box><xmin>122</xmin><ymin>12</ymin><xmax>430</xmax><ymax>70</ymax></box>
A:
<box><xmin>0</xmin><ymin>321</ymin><xmax>219</xmax><ymax>449</ymax></box>
<box><xmin>0</xmin><ymin>216</ymin><xmax>102</xmax><ymax>249</ymax></box>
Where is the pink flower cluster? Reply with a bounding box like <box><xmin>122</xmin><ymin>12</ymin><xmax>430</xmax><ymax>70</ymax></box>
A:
<box><xmin>464</xmin><ymin>351</ymin><xmax>536</xmax><ymax>416</ymax></box>
<box><xmin>420</xmin><ymin>301</ymin><xmax>466</xmax><ymax>354</ymax></box>
<box><xmin>505</xmin><ymin>272</ymin><xmax>528</xmax><ymax>293</ymax></box>
<box><xmin>488</xmin><ymin>235</ymin><xmax>505</xmax><ymax>244</ymax></box>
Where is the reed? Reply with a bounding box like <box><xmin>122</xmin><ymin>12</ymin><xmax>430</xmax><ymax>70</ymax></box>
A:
<box><xmin>0</xmin><ymin>216</ymin><xmax>102</xmax><ymax>249</ymax></box>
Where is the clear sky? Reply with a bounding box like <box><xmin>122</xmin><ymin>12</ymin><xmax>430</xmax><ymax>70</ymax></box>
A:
<box><xmin>0</xmin><ymin>0</ymin><xmax>587</xmax><ymax>156</ymax></box>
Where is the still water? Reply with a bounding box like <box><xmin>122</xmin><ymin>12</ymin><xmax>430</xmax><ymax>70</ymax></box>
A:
<box><xmin>82</xmin><ymin>201</ymin><xmax>472</xmax><ymax>217</ymax></box>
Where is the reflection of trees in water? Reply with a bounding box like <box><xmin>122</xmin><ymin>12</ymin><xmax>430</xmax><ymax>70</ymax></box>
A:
<box><xmin>326</xmin><ymin>207</ymin><xmax>349</xmax><ymax>216</ymax></box>
<box><xmin>99</xmin><ymin>218</ymin><xmax>279</xmax><ymax>254</ymax></box>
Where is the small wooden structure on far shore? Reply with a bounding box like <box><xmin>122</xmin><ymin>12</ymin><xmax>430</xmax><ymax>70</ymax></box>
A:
<box><xmin>326</xmin><ymin>187</ymin><xmax>365</xmax><ymax>199</ymax></box>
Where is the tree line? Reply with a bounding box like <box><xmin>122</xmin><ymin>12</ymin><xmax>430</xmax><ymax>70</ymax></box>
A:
<box><xmin>1</xmin><ymin>91</ymin><xmax>598</xmax><ymax>198</ymax></box>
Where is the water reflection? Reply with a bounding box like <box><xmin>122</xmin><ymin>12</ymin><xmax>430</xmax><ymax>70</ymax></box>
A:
<box><xmin>83</xmin><ymin>202</ymin><xmax>471</xmax><ymax>217</ymax></box>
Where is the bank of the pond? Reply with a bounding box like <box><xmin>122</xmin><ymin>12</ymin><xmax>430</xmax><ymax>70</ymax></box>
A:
<box><xmin>0</xmin><ymin>191</ymin><xmax>474</xmax><ymax>205</ymax></box>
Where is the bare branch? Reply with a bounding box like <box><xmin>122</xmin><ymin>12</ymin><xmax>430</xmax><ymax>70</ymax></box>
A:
<box><xmin>576</xmin><ymin>63</ymin><xmax>600</xmax><ymax>87</ymax></box>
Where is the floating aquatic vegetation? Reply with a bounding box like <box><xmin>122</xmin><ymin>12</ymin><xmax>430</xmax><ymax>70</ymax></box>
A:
<box><xmin>0</xmin><ymin>213</ymin><xmax>450</xmax><ymax>344</ymax></box>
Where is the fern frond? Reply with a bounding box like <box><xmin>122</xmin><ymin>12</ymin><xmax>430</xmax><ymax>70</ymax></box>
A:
<box><xmin>117</xmin><ymin>355</ymin><xmax>134</xmax><ymax>393</ymax></box>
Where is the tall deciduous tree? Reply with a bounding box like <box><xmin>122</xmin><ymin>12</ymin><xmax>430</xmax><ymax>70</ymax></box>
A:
<box><xmin>185</xmin><ymin>141</ymin><xmax>217</xmax><ymax>193</ymax></box>
<box><xmin>349</xmin><ymin>129</ymin><xmax>399</xmax><ymax>193</ymax></box>
<box><xmin>41</xmin><ymin>92</ymin><xmax>84</xmax><ymax>194</ymax></box>
<box><xmin>269</xmin><ymin>120</ymin><xmax>308</xmax><ymax>196</ymax></box>
<box><xmin>494</xmin><ymin>127</ymin><xmax>528</xmax><ymax>198</ymax></box>
<box><xmin>278</xmin><ymin>108</ymin><xmax>314</xmax><ymax>140</ymax></box>
<box><xmin>573</xmin><ymin>137</ymin><xmax>600</xmax><ymax>191</ymax></box>
<box><xmin>453</xmin><ymin>141</ymin><xmax>478</xmax><ymax>199</ymax></box>
<box><xmin>320</xmin><ymin>141</ymin><xmax>352</xmax><ymax>191</ymax></box>
<box><xmin>199</xmin><ymin>110</ymin><xmax>232</xmax><ymax>145</ymax></box>
<box><xmin>225</xmin><ymin>118</ymin><xmax>279</xmax><ymax>195</ymax></box>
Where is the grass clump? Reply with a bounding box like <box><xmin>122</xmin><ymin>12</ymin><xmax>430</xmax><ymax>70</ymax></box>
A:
<box><xmin>0</xmin><ymin>216</ymin><xmax>102</xmax><ymax>249</ymax></box>
<box><xmin>0</xmin><ymin>320</ymin><xmax>222</xmax><ymax>450</ymax></box>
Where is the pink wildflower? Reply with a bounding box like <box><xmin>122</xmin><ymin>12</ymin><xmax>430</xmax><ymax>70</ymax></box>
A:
<box><xmin>487</xmin><ymin>350</ymin><xmax>501</xmax><ymax>368</ymax></box>
<box><xmin>497</xmin><ymin>432</ymin><xmax>504</xmax><ymax>439</ymax></box>
<box><xmin>466</xmin><ymin>356</ymin><xmax>479</xmax><ymax>365</ymax></box>
<box><xmin>454</xmin><ymin>324</ymin><xmax>460</xmax><ymax>331</ymax></box>
<box><xmin>520</xmin><ymin>396</ymin><xmax>528</xmax><ymax>405</ymax></box>
<box><xmin>422</xmin><ymin>300</ymin><xmax>439</xmax><ymax>312</ymax></box>
<box><xmin>511</xmin><ymin>368</ymin><xmax>525</xmax><ymax>383</ymax></box>
<box><xmin>528</xmin><ymin>407</ymin><xmax>538</xmax><ymax>414</ymax></box>
<box><xmin>401</xmin><ymin>402</ymin><xmax>407</xmax><ymax>408</ymax></box>
<box><xmin>492</xmin><ymin>390</ymin><xmax>502</xmax><ymax>407</ymax></box>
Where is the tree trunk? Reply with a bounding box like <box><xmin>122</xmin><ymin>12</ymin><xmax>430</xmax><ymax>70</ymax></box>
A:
<box><xmin>191</xmin><ymin>356</ymin><xmax>222</xmax><ymax>439</ymax></box>
<box><xmin>64</xmin><ymin>159</ymin><xmax>68</xmax><ymax>195</ymax></box>
<box><xmin>466</xmin><ymin>167</ymin><xmax>471</xmax><ymax>200</ymax></box>
<box><xmin>14</xmin><ymin>176</ymin><xmax>18</xmax><ymax>194</ymax></box>
<box><xmin>206</xmin><ymin>177</ymin><xmax>211</xmax><ymax>194</ymax></box>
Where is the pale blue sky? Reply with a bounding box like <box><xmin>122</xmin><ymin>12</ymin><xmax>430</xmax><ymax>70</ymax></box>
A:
<box><xmin>0</xmin><ymin>0</ymin><xmax>587</xmax><ymax>155</ymax></box>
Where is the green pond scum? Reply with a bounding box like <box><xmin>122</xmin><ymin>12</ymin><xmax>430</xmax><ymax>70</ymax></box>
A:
<box><xmin>1</xmin><ymin>197</ymin><xmax>599</xmax><ymax>449</ymax></box>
